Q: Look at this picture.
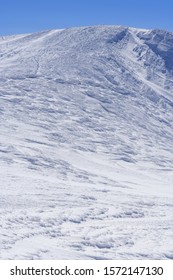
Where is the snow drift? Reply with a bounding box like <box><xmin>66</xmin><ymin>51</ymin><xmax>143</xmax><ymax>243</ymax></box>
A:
<box><xmin>0</xmin><ymin>25</ymin><xmax>173</xmax><ymax>259</ymax></box>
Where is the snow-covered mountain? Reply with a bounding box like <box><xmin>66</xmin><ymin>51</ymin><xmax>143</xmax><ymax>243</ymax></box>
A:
<box><xmin>0</xmin><ymin>25</ymin><xmax>173</xmax><ymax>259</ymax></box>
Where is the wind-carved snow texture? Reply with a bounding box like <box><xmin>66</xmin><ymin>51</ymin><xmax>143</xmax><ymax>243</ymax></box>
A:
<box><xmin>0</xmin><ymin>25</ymin><xmax>173</xmax><ymax>259</ymax></box>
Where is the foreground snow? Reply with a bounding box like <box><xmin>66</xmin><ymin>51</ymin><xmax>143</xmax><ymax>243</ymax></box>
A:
<box><xmin>0</xmin><ymin>25</ymin><xmax>173</xmax><ymax>259</ymax></box>
<box><xmin>1</xmin><ymin>156</ymin><xmax>173</xmax><ymax>260</ymax></box>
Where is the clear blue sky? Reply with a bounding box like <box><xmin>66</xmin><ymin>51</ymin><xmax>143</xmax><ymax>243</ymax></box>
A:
<box><xmin>0</xmin><ymin>0</ymin><xmax>173</xmax><ymax>35</ymax></box>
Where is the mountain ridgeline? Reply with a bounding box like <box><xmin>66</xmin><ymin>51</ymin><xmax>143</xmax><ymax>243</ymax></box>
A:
<box><xmin>0</xmin><ymin>25</ymin><xmax>173</xmax><ymax>168</ymax></box>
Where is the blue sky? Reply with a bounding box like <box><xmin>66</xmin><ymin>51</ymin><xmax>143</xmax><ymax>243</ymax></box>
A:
<box><xmin>0</xmin><ymin>0</ymin><xmax>173</xmax><ymax>35</ymax></box>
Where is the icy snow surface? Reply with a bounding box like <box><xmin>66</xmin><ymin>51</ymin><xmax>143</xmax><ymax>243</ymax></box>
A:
<box><xmin>0</xmin><ymin>25</ymin><xmax>173</xmax><ymax>259</ymax></box>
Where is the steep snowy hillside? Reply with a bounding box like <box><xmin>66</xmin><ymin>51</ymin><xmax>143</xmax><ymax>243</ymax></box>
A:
<box><xmin>0</xmin><ymin>25</ymin><xmax>173</xmax><ymax>259</ymax></box>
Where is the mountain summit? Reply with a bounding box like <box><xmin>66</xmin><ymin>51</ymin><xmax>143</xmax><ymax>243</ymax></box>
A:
<box><xmin>0</xmin><ymin>26</ymin><xmax>173</xmax><ymax>259</ymax></box>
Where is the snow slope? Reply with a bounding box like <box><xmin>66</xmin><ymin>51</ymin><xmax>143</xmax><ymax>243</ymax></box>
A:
<box><xmin>0</xmin><ymin>25</ymin><xmax>173</xmax><ymax>259</ymax></box>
